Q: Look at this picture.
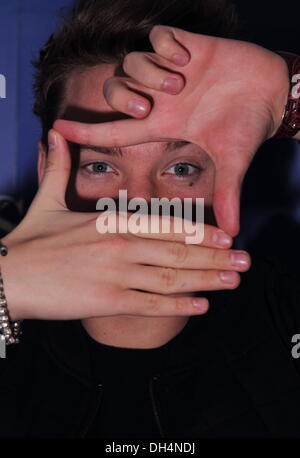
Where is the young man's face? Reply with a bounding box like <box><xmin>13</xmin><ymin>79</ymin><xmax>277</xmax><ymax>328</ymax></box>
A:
<box><xmin>41</xmin><ymin>64</ymin><xmax>216</xmax><ymax>217</ymax></box>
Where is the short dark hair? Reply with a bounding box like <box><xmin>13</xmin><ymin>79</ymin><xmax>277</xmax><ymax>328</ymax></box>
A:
<box><xmin>33</xmin><ymin>0</ymin><xmax>238</xmax><ymax>145</ymax></box>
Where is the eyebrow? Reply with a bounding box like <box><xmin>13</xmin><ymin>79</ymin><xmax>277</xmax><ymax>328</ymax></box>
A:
<box><xmin>78</xmin><ymin>140</ymin><xmax>190</xmax><ymax>157</ymax></box>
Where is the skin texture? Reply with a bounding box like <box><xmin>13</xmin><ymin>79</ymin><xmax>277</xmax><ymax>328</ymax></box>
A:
<box><xmin>61</xmin><ymin>66</ymin><xmax>214</xmax><ymax>348</ymax></box>
<box><xmin>0</xmin><ymin>28</ymin><xmax>295</xmax><ymax>348</ymax></box>
<box><xmin>55</xmin><ymin>26</ymin><xmax>291</xmax><ymax>237</ymax></box>
<box><xmin>11</xmin><ymin>28</ymin><xmax>294</xmax><ymax>347</ymax></box>
<box><xmin>35</xmin><ymin>64</ymin><xmax>249</xmax><ymax>348</ymax></box>
<box><xmin>2</xmin><ymin>124</ymin><xmax>250</xmax><ymax>337</ymax></box>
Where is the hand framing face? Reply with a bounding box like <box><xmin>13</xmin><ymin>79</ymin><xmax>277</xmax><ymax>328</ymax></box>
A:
<box><xmin>55</xmin><ymin>26</ymin><xmax>290</xmax><ymax>236</ymax></box>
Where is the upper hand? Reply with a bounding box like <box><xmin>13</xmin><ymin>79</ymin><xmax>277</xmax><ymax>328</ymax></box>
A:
<box><xmin>55</xmin><ymin>26</ymin><xmax>290</xmax><ymax>236</ymax></box>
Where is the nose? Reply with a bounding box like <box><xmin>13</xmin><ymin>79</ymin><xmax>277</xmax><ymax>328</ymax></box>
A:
<box><xmin>123</xmin><ymin>176</ymin><xmax>159</xmax><ymax>202</ymax></box>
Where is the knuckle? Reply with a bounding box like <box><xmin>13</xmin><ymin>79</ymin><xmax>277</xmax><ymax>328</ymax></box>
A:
<box><xmin>170</xmin><ymin>242</ymin><xmax>188</xmax><ymax>265</ymax></box>
<box><xmin>155</xmin><ymin>36</ymin><xmax>172</xmax><ymax>54</ymax></box>
<box><xmin>159</xmin><ymin>267</ymin><xmax>177</xmax><ymax>292</ymax></box>
<box><xmin>149</xmin><ymin>24</ymin><xmax>167</xmax><ymax>41</ymax></box>
<box><xmin>45</xmin><ymin>159</ymin><xmax>56</xmax><ymax>173</ymax></box>
<box><xmin>103</xmin><ymin>79</ymin><xmax>123</xmax><ymax>108</ymax></box>
<box><xmin>173</xmin><ymin>296</ymin><xmax>187</xmax><ymax>315</ymax></box>
<box><xmin>109</xmin><ymin>121</ymin><xmax>122</xmax><ymax>147</ymax></box>
<box><xmin>209</xmin><ymin>249</ymin><xmax>222</xmax><ymax>267</ymax></box>
<box><xmin>103</xmin><ymin>78</ymin><xmax>113</xmax><ymax>101</ymax></box>
<box><xmin>106</xmin><ymin>90</ymin><xmax>118</xmax><ymax>108</ymax></box>
<box><xmin>85</xmin><ymin>240</ymin><xmax>103</xmax><ymax>257</ymax></box>
<box><xmin>149</xmin><ymin>25</ymin><xmax>160</xmax><ymax>42</ymax></box>
<box><xmin>204</xmin><ymin>271</ymin><xmax>220</xmax><ymax>290</ymax></box>
<box><xmin>151</xmin><ymin>29</ymin><xmax>174</xmax><ymax>55</ymax></box>
<box><xmin>122</xmin><ymin>53</ymin><xmax>131</xmax><ymax>73</ymax></box>
<box><xmin>110</xmin><ymin>290</ymin><xmax>126</xmax><ymax>314</ymax></box>
<box><xmin>80</xmin><ymin>125</ymin><xmax>93</xmax><ymax>147</ymax></box>
<box><xmin>110</xmin><ymin>289</ymin><xmax>122</xmax><ymax>307</ymax></box>
<box><xmin>123</xmin><ymin>52</ymin><xmax>138</xmax><ymax>73</ymax></box>
<box><xmin>107</xmin><ymin>235</ymin><xmax>129</xmax><ymax>256</ymax></box>
<box><xmin>85</xmin><ymin>240</ymin><xmax>113</xmax><ymax>265</ymax></box>
<box><xmin>144</xmin><ymin>293</ymin><xmax>160</xmax><ymax>314</ymax></box>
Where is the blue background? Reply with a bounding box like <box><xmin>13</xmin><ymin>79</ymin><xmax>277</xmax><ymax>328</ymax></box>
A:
<box><xmin>0</xmin><ymin>0</ymin><xmax>72</xmax><ymax>210</ymax></box>
<box><xmin>0</xmin><ymin>0</ymin><xmax>299</xmax><ymax>259</ymax></box>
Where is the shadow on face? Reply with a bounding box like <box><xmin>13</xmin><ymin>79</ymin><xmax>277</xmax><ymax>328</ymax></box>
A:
<box><xmin>58</xmin><ymin>64</ymin><xmax>217</xmax><ymax>226</ymax></box>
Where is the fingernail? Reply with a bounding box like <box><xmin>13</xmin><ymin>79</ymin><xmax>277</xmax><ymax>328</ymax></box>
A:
<box><xmin>48</xmin><ymin>130</ymin><xmax>57</xmax><ymax>151</ymax></box>
<box><xmin>162</xmin><ymin>77</ymin><xmax>182</xmax><ymax>94</ymax></box>
<box><xmin>213</xmin><ymin>230</ymin><xmax>232</xmax><ymax>248</ymax></box>
<box><xmin>128</xmin><ymin>99</ymin><xmax>148</xmax><ymax>117</ymax></box>
<box><xmin>171</xmin><ymin>53</ymin><xmax>189</xmax><ymax>66</ymax></box>
<box><xmin>192</xmin><ymin>298</ymin><xmax>209</xmax><ymax>312</ymax></box>
<box><xmin>219</xmin><ymin>271</ymin><xmax>238</xmax><ymax>284</ymax></box>
<box><xmin>230</xmin><ymin>252</ymin><xmax>250</xmax><ymax>268</ymax></box>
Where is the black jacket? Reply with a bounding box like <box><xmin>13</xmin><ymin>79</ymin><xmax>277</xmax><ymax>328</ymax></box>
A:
<box><xmin>1</xmin><ymin>257</ymin><xmax>300</xmax><ymax>438</ymax></box>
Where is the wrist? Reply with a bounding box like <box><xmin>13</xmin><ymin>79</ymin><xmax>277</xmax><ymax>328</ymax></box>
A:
<box><xmin>273</xmin><ymin>52</ymin><xmax>300</xmax><ymax>140</ymax></box>
<box><xmin>0</xmin><ymin>236</ymin><xmax>25</xmax><ymax>322</ymax></box>
<box><xmin>0</xmin><ymin>240</ymin><xmax>22</xmax><ymax>344</ymax></box>
<box><xmin>268</xmin><ymin>53</ymin><xmax>290</xmax><ymax>138</ymax></box>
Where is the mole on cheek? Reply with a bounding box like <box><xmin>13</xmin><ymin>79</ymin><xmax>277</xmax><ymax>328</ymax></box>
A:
<box><xmin>189</xmin><ymin>182</ymin><xmax>194</xmax><ymax>187</ymax></box>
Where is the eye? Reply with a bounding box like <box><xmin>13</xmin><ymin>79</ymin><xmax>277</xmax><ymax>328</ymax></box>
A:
<box><xmin>165</xmin><ymin>162</ymin><xmax>199</xmax><ymax>177</ymax></box>
<box><xmin>83</xmin><ymin>162</ymin><xmax>114</xmax><ymax>175</ymax></box>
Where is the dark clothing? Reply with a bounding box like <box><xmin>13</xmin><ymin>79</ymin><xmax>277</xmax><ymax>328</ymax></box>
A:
<box><xmin>1</xmin><ymin>257</ymin><xmax>300</xmax><ymax>438</ymax></box>
<box><xmin>84</xmin><ymin>323</ymin><xmax>174</xmax><ymax>438</ymax></box>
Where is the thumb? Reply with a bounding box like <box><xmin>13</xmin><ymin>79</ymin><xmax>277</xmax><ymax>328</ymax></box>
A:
<box><xmin>213</xmin><ymin>162</ymin><xmax>246</xmax><ymax>237</ymax></box>
<box><xmin>35</xmin><ymin>129</ymin><xmax>71</xmax><ymax>211</ymax></box>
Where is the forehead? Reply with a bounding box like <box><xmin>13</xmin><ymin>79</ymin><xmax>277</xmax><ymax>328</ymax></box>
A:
<box><xmin>62</xmin><ymin>64</ymin><xmax>185</xmax><ymax>157</ymax></box>
<box><xmin>60</xmin><ymin>64</ymin><xmax>212</xmax><ymax>165</ymax></box>
<box><xmin>61</xmin><ymin>64</ymin><xmax>120</xmax><ymax>123</ymax></box>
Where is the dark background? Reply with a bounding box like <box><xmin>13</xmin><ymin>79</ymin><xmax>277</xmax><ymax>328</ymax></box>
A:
<box><xmin>0</xmin><ymin>0</ymin><xmax>299</xmax><ymax>263</ymax></box>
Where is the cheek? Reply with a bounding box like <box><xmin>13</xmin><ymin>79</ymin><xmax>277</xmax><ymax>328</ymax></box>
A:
<box><xmin>158</xmin><ymin>170</ymin><xmax>215</xmax><ymax>205</ymax></box>
<box><xmin>66</xmin><ymin>171</ymin><xmax>123</xmax><ymax>212</ymax></box>
<box><xmin>72</xmin><ymin>174</ymin><xmax>119</xmax><ymax>200</ymax></box>
<box><xmin>195</xmin><ymin>169</ymin><xmax>214</xmax><ymax>205</ymax></box>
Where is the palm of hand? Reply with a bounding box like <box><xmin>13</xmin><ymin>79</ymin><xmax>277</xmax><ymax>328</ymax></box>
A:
<box><xmin>55</xmin><ymin>30</ymin><xmax>289</xmax><ymax>235</ymax></box>
<box><xmin>132</xmin><ymin>33</ymin><xmax>288</xmax><ymax>233</ymax></box>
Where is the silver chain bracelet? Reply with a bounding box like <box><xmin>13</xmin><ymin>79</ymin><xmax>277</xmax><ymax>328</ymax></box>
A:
<box><xmin>0</xmin><ymin>240</ymin><xmax>21</xmax><ymax>345</ymax></box>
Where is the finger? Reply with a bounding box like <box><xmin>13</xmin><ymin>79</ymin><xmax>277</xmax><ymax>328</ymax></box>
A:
<box><xmin>124</xmin><ymin>214</ymin><xmax>233</xmax><ymax>248</ymax></box>
<box><xmin>116</xmin><ymin>289</ymin><xmax>209</xmax><ymax>316</ymax></box>
<box><xmin>103</xmin><ymin>76</ymin><xmax>151</xmax><ymax>118</ymax></box>
<box><xmin>123</xmin><ymin>52</ymin><xmax>185</xmax><ymax>94</ymax></box>
<box><xmin>95</xmin><ymin>211</ymin><xmax>232</xmax><ymax>248</ymax></box>
<box><xmin>126</xmin><ymin>238</ymin><xmax>251</xmax><ymax>271</ymax></box>
<box><xmin>149</xmin><ymin>25</ymin><xmax>190</xmax><ymax>66</ymax></box>
<box><xmin>34</xmin><ymin>130</ymin><xmax>71</xmax><ymax>210</ymax></box>
<box><xmin>54</xmin><ymin>118</ymin><xmax>157</xmax><ymax>148</ymax></box>
<box><xmin>125</xmin><ymin>265</ymin><xmax>241</xmax><ymax>294</ymax></box>
<box><xmin>213</xmin><ymin>160</ymin><xmax>246</xmax><ymax>237</ymax></box>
